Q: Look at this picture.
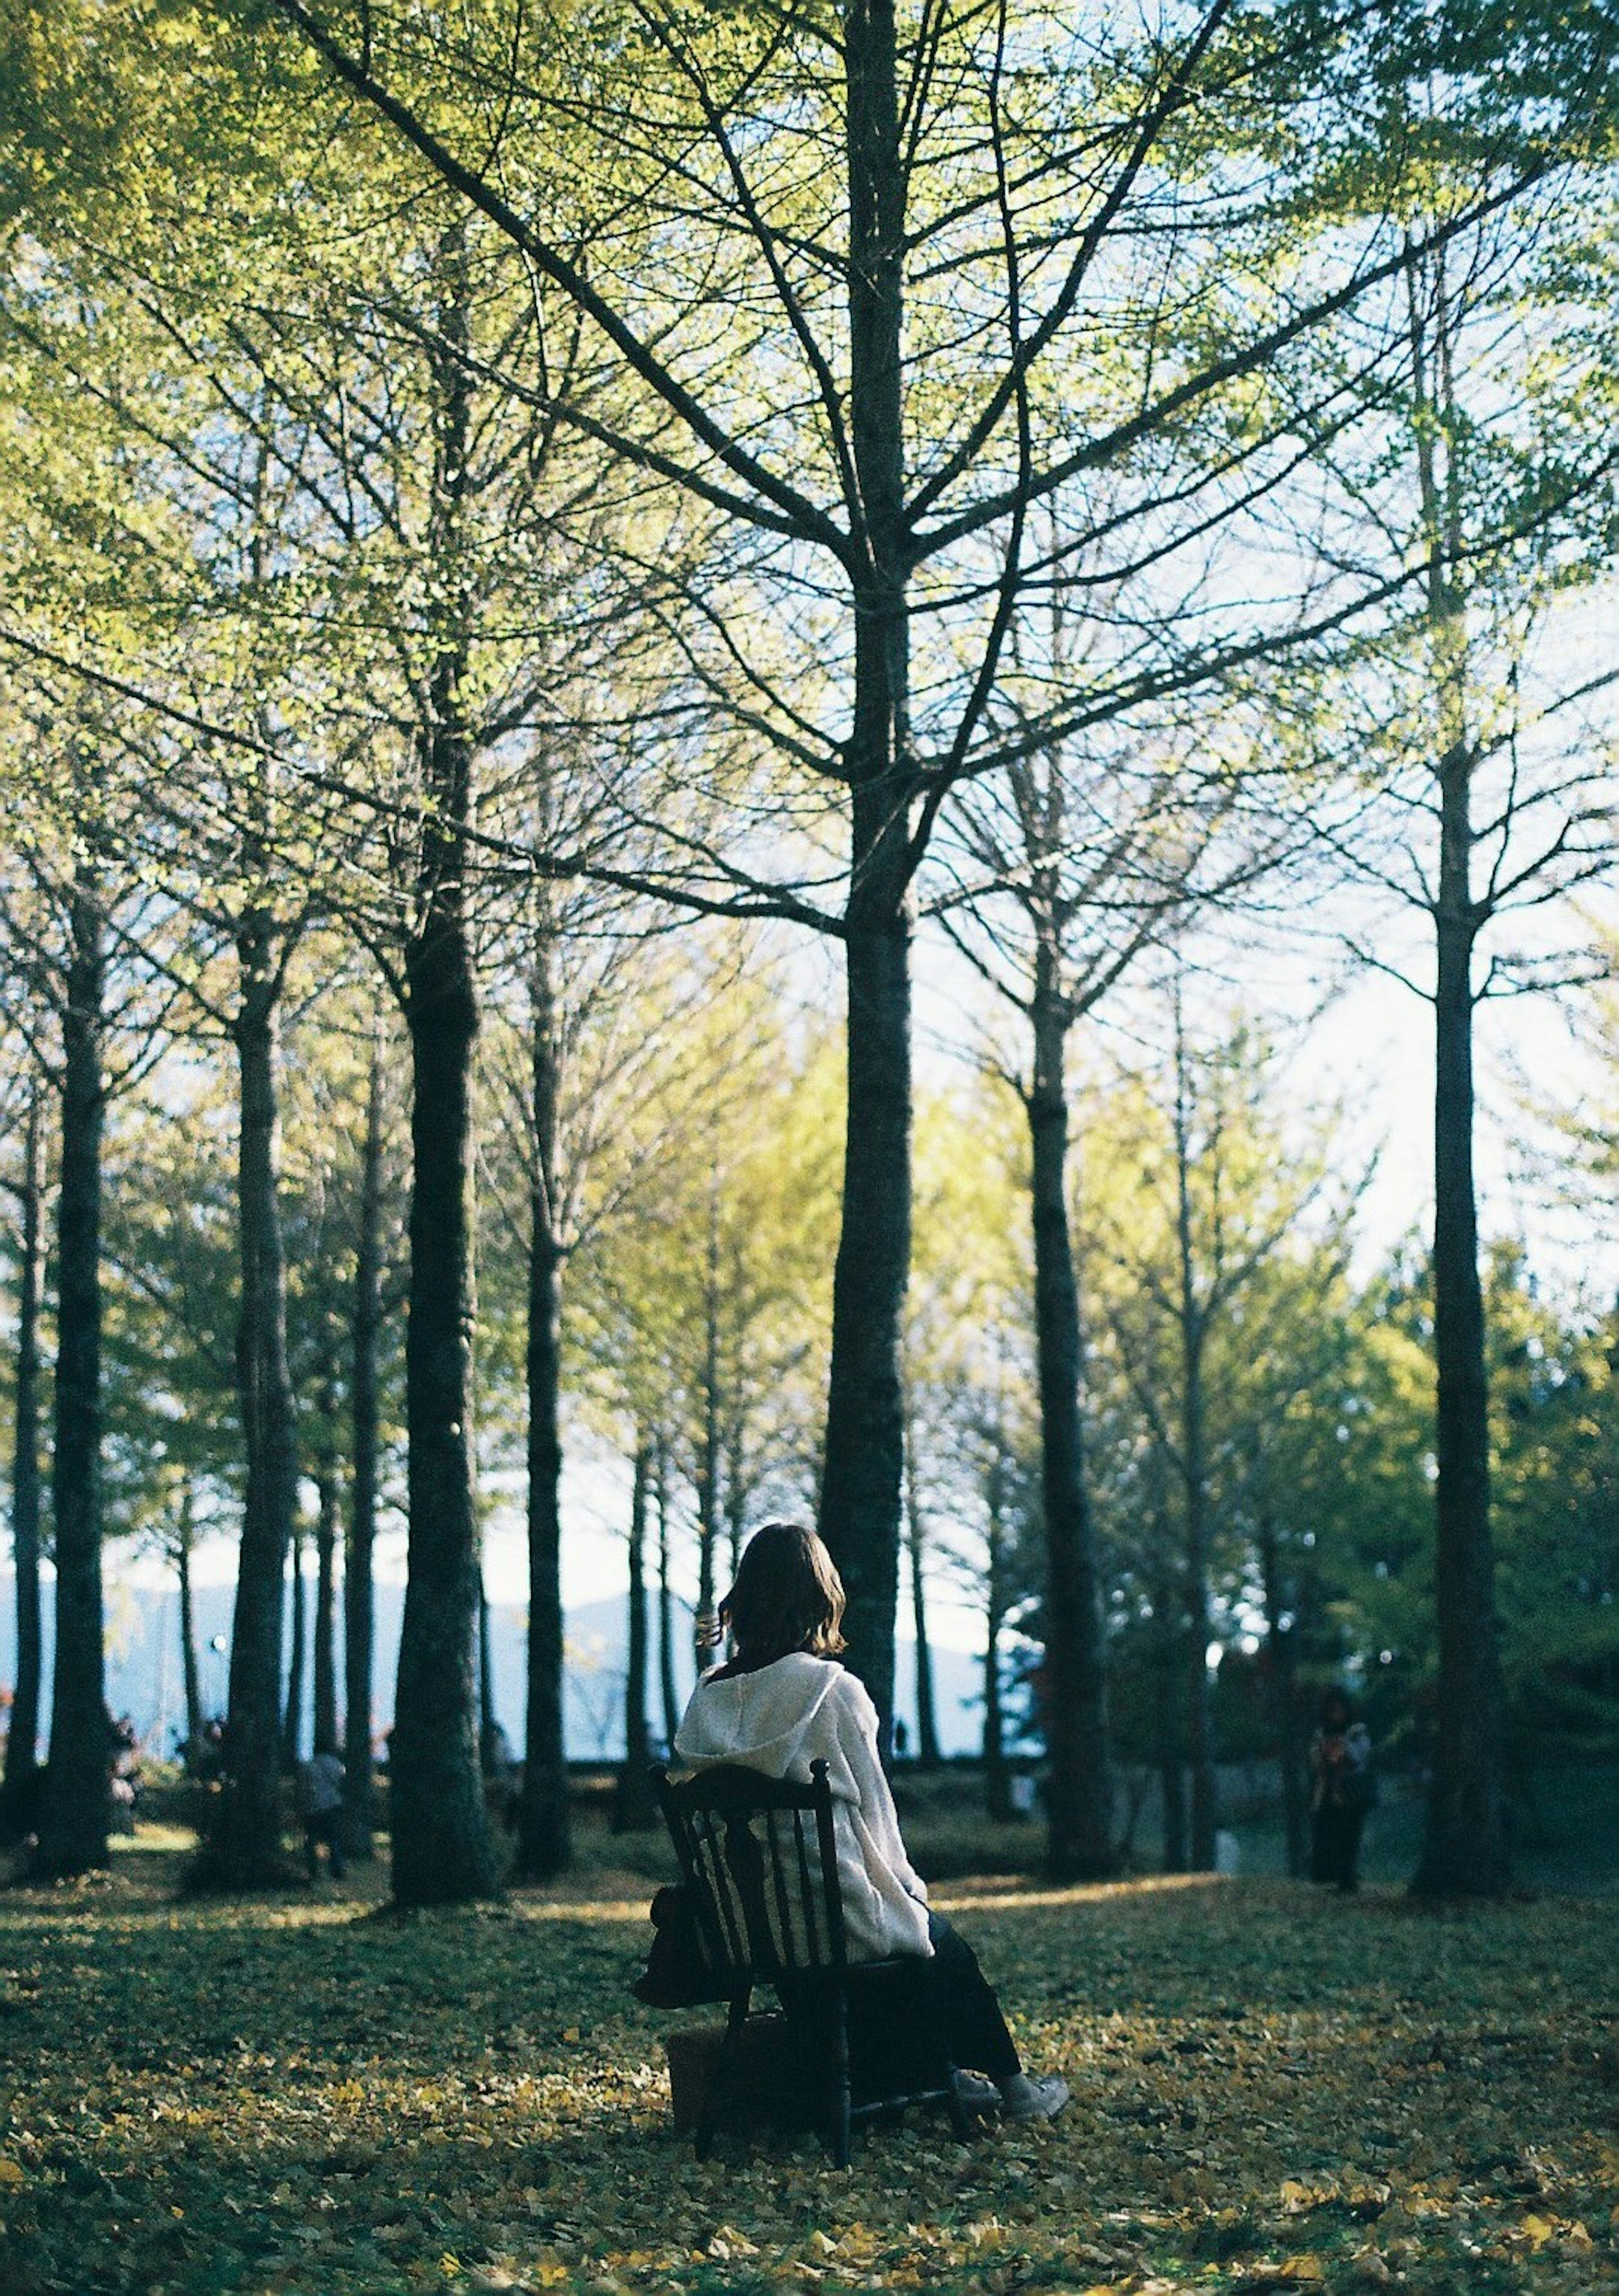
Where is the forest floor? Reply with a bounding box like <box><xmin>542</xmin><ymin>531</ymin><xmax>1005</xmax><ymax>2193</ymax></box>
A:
<box><xmin>1</xmin><ymin>1830</ymin><xmax>1616</xmax><ymax>2296</ymax></box>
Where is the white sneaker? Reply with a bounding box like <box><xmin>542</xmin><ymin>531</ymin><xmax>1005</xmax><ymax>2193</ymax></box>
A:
<box><xmin>999</xmin><ymin>2072</ymin><xmax>1071</xmax><ymax>2122</ymax></box>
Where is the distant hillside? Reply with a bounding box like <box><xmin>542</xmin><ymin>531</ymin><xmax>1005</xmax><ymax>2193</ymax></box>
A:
<box><xmin>0</xmin><ymin>1574</ymin><xmax>991</xmax><ymax>1762</ymax></box>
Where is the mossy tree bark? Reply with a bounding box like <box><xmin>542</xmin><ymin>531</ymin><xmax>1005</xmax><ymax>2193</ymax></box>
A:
<box><xmin>1</xmin><ymin>1089</ymin><xmax>46</xmax><ymax>1839</ymax></box>
<box><xmin>342</xmin><ymin>1030</ymin><xmax>384</xmax><ymax>1860</ymax></box>
<box><xmin>614</xmin><ymin>1441</ymin><xmax>656</xmax><ymax>1831</ymax></box>
<box><xmin>391</xmin><ymin>261</ymin><xmax>498</xmax><ymax>1906</ymax></box>
<box><xmin>516</xmin><ymin>920</ymin><xmax>570</xmax><ymax>1881</ymax></box>
<box><xmin>199</xmin><ymin>892</ymin><xmax>301</xmax><ymax>1887</ymax></box>
<box><xmin>1027</xmin><ymin>966</ymin><xmax>1116</xmax><ymax>1879</ymax></box>
<box><xmin>32</xmin><ymin>859</ymin><xmax>108</xmax><ymax>1881</ymax></box>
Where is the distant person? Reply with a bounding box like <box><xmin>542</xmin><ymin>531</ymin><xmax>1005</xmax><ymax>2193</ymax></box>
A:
<box><xmin>1309</xmin><ymin>1688</ymin><xmax>1374</xmax><ymax>1892</ymax></box>
<box><xmin>675</xmin><ymin>1521</ymin><xmax>1070</xmax><ymax>2121</ymax></box>
<box><xmin>892</xmin><ymin>1715</ymin><xmax>910</xmax><ymax>1761</ymax></box>
<box><xmin>298</xmin><ymin>1743</ymin><xmax>347</xmax><ymax>1882</ymax></box>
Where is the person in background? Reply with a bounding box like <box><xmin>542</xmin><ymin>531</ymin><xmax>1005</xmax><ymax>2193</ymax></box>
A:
<box><xmin>675</xmin><ymin>1521</ymin><xmax>1069</xmax><ymax>2122</ymax></box>
<box><xmin>1309</xmin><ymin>1687</ymin><xmax>1374</xmax><ymax>1892</ymax></box>
<box><xmin>298</xmin><ymin>1741</ymin><xmax>347</xmax><ymax>1882</ymax></box>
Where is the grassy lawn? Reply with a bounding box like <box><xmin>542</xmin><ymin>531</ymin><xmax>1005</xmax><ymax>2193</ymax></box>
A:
<box><xmin>1</xmin><ymin>1827</ymin><xmax>1616</xmax><ymax>2296</ymax></box>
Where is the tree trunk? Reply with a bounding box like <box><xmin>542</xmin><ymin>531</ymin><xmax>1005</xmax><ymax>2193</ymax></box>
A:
<box><xmin>390</xmin><ymin>251</ymin><xmax>498</xmax><ymax>1907</ymax></box>
<box><xmin>615</xmin><ymin>1439</ymin><xmax>655</xmax><ymax>1830</ymax></box>
<box><xmin>1173</xmin><ymin>1008</ymin><xmax>1217</xmax><ymax>1871</ymax></box>
<box><xmin>516</xmin><ymin>924</ymin><xmax>570</xmax><ymax>1881</ymax></box>
<box><xmin>1151</xmin><ymin>1558</ymin><xmax>1187</xmax><ymax>1873</ymax></box>
<box><xmin>817</xmin><ymin>0</ymin><xmax>912</xmax><ymax>1746</ymax></box>
<box><xmin>1027</xmin><ymin>972</ymin><xmax>1116</xmax><ymax>1877</ymax></box>
<box><xmin>32</xmin><ymin>860</ymin><xmax>109</xmax><ymax>1880</ymax></box>
<box><xmin>1414</xmin><ymin>743</ymin><xmax>1508</xmax><ymax>1895</ymax></box>
<box><xmin>693</xmin><ymin>1181</ymin><xmax>721</xmax><ymax>1674</ymax></box>
<box><xmin>1</xmin><ymin>1088</ymin><xmax>45</xmax><ymax>1838</ymax></box>
<box><xmin>200</xmin><ymin>923</ymin><xmax>299</xmax><ymax>1886</ymax></box>
<box><xmin>478</xmin><ymin>1569</ymin><xmax>496</xmax><ymax>1765</ymax></box>
<box><xmin>902</xmin><ymin>1405</ymin><xmax>941</xmax><ymax>1768</ymax></box>
<box><xmin>282</xmin><ymin>1519</ymin><xmax>307</xmax><ymax>1771</ymax></box>
<box><xmin>177</xmin><ymin>1481</ymin><xmax>204</xmax><ymax>1771</ymax></box>
<box><xmin>313</xmin><ymin>1421</ymin><xmax>339</xmax><ymax>1755</ymax></box>
<box><xmin>982</xmin><ymin>1446</ymin><xmax>1011</xmax><ymax>1823</ymax></box>
<box><xmin>343</xmin><ymin>1028</ymin><xmax>384</xmax><ymax>1860</ymax></box>
<box><xmin>656</xmin><ymin>1433</ymin><xmax>680</xmax><ymax>1753</ymax></box>
<box><xmin>1258</xmin><ymin>1515</ymin><xmax>1307</xmax><ymax>1878</ymax></box>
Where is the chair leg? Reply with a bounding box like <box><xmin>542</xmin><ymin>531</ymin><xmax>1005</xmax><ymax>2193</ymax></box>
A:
<box><xmin>829</xmin><ymin>1984</ymin><xmax>853</xmax><ymax>2169</ymax></box>
<box><xmin>695</xmin><ymin>1989</ymin><xmax>750</xmax><ymax>2161</ymax></box>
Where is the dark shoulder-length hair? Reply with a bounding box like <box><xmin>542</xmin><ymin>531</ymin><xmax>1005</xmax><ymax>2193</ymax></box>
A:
<box><xmin>720</xmin><ymin>1522</ymin><xmax>847</xmax><ymax>1670</ymax></box>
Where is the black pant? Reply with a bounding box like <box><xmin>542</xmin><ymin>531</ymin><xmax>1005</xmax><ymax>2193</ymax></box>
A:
<box><xmin>304</xmin><ymin>1809</ymin><xmax>346</xmax><ymax>1880</ymax></box>
<box><xmin>920</xmin><ymin>1911</ymin><xmax>1022</xmax><ymax>2079</ymax></box>
<box><xmin>795</xmin><ymin>1911</ymin><xmax>1020</xmax><ymax>2086</ymax></box>
<box><xmin>1310</xmin><ymin>1802</ymin><xmax>1364</xmax><ymax>1890</ymax></box>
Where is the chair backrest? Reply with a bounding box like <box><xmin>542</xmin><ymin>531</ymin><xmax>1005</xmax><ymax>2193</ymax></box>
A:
<box><xmin>655</xmin><ymin>1759</ymin><xmax>849</xmax><ymax>1982</ymax></box>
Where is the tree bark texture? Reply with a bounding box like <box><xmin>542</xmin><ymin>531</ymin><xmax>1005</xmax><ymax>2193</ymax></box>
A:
<box><xmin>33</xmin><ymin>863</ymin><xmax>109</xmax><ymax>1879</ymax></box>
<box><xmin>343</xmin><ymin>1031</ymin><xmax>384</xmax><ymax>1859</ymax></box>
<box><xmin>391</xmin><ymin>260</ymin><xmax>498</xmax><ymax>1907</ymax></box>
<box><xmin>614</xmin><ymin>1440</ymin><xmax>655</xmax><ymax>1830</ymax></box>
<box><xmin>313</xmin><ymin>1432</ymin><xmax>340</xmax><ymax>1754</ymax></box>
<box><xmin>206</xmin><ymin>930</ymin><xmax>300</xmax><ymax>1885</ymax></box>
<box><xmin>1173</xmin><ymin>1016</ymin><xmax>1217</xmax><ymax>1870</ymax></box>
<box><xmin>656</xmin><ymin>1436</ymin><xmax>680</xmax><ymax>1754</ymax></box>
<box><xmin>982</xmin><ymin>1448</ymin><xmax>1011</xmax><ymax>1824</ymax></box>
<box><xmin>282</xmin><ymin>1521</ymin><xmax>307</xmax><ymax>1770</ymax></box>
<box><xmin>516</xmin><ymin>930</ymin><xmax>570</xmax><ymax>1880</ymax></box>
<box><xmin>1152</xmin><ymin>1561</ymin><xmax>1187</xmax><ymax>1873</ymax></box>
<box><xmin>902</xmin><ymin>1416</ymin><xmax>941</xmax><ymax>1768</ymax></box>
<box><xmin>177</xmin><ymin>1483</ymin><xmax>204</xmax><ymax>1769</ymax></box>
<box><xmin>817</xmin><ymin>0</ymin><xmax>912</xmax><ymax>1745</ymax></box>
<box><xmin>1413</xmin><ymin>746</ymin><xmax>1509</xmax><ymax>1895</ymax></box>
<box><xmin>2</xmin><ymin>1089</ymin><xmax>45</xmax><ymax>1836</ymax></box>
<box><xmin>1259</xmin><ymin>1517</ymin><xmax>1307</xmax><ymax>1878</ymax></box>
<box><xmin>694</xmin><ymin>1183</ymin><xmax>721</xmax><ymax>1676</ymax></box>
<box><xmin>1027</xmin><ymin>977</ymin><xmax>1116</xmax><ymax>1877</ymax></box>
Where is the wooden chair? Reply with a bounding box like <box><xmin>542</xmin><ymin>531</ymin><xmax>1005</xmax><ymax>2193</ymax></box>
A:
<box><xmin>654</xmin><ymin>1759</ymin><xmax>971</xmax><ymax>2166</ymax></box>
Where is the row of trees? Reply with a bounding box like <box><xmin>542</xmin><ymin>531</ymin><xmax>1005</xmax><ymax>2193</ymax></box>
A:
<box><xmin>1</xmin><ymin>0</ymin><xmax>1616</xmax><ymax>1898</ymax></box>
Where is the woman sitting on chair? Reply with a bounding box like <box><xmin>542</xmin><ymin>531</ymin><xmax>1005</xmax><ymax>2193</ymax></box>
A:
<box><xmin>675</xmin><ymin>1520</ymin><xmax>1069</xmax><ymax>2122</ymax></box>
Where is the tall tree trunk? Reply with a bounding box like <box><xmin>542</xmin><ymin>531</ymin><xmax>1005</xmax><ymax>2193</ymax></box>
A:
<box><xmin>817</xmin><ymin>0</ymin><xmax>912</xmax><ymax>1746</ymax></box>
<box><xmin>478</xmin><ymin>1567</ymin><xmax>496</xmax><ymax>1765</ymax></box>
<box><xmin>615</xmin><ymin>1439</ymin><xmax>655</xmax><ymax>1830</ymax></box>
<box><xmin>656</xmin><ymin>1432</ymin><xmax>680</xmax><ymax>1753</ymax></box>
<box><xmin>982</xmin><ymin>1440</ymin><xmax>1011</xmax><ymax>1823</ymax></box>
<box><xmin>1258</xmin><ymin>1515</ymin><xmax>1307</xmax><ymax>1878</ymax></box>
<box><xmin>282</xmin><ymin>1520</ymin><xmax>307</xmax><ymax>1771</ymax></box>
<box><xmin>392</xmin><ymin>261</ymin><xmax>497</xmax><ymax>1907</ymax></box>
<box><xmin>177</xmin><ymin>1480</ymin><xmax>204</xmax><ymax>1772</ymax></box>
<box><xmin>1027</xmin><ymin>970</ymin><xmax>1116</xmax><ymax>1877</ymax></box>
<box><xmin>343</xmin><ymin>1028</ymin><xmax>384</xmax><ymax>1860</ymax></box>
<box><xmin>1173</xmin><ymin>1007</ymin><xmax>1217</xmax><ymax>1871</ymax></box>
<box><xmin>1</xmin><ymin>1088</ymin><xmax>45</xmax><ymax>1837</ymax></box>
<box><xmin>902</xmin><ymin>1400</ymin><xmax>941</xmax><ymax>1768</ymax></box>
<box><xmin>1414</xmin><ymin>743</ymin><xmax>1507</xmax><ymax>1894</ymax></box>
<box><xmin>723</xmin><ymin>1409</ymin><xmax>748</xmax><ymax>1581</ymax></box>
<box><xmin>32</xmin><ymin>859</ymin><xmax>108</xmax><ymax>1879</ymax></box>
<box><xmin>312</xmin><ymin>1405</ymin><xmax>340</xmax><ymax>1754</ymax></box>
<box><xmin>516</xmin><ymin>920</ymin><xmax>570</xmax><ymax>1881</ymax></box>
<box><xmin>204</xmin><ymin>921</ymin><xmax>299</xmax><ymax>1885</ymax></box>
<box><xmin>693</xmin><ymin>1180</ymin><xmax>721</xmax><ymax>1673</ymax></box>
<box><xmin>1151</xmin><ymin>1546</ymin><xmax>1188</xmax><ymax>1873</ymax></box>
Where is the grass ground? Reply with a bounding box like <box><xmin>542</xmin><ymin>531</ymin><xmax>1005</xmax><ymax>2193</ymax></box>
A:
<box><xmin>2</xmin><ymin>1816</ymin><xmax>1616</xmax><ymax>2296</ymax></box>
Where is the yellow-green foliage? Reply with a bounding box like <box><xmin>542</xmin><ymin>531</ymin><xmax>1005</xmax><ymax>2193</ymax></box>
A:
<box><xmin>1</xmin><ymin>1842</ymin><xmax>1614</xmax><ymax>2295</ymax></box>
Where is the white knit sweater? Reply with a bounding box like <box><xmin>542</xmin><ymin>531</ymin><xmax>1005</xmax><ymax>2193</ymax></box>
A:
<box><xmin>673</xmin><ymin>1653</ymin><xmax>932</xmax><ymax>1960</ymax></box>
